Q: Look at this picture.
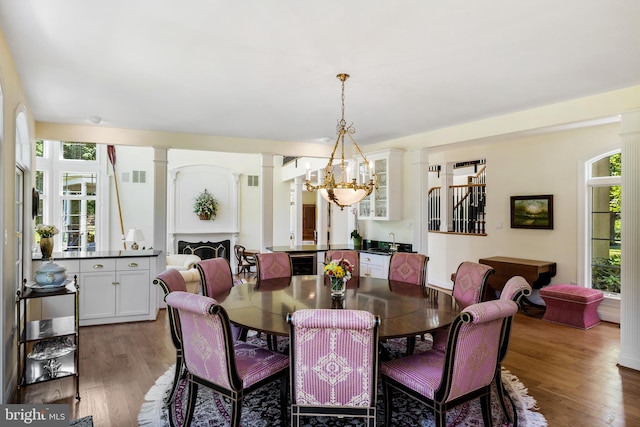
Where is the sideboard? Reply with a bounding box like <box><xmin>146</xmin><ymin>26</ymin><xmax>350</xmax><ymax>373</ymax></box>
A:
<box><xmin>478</xmin><ymin>256</ymin><xmax>556</xmax><ymax>301</ymax></box>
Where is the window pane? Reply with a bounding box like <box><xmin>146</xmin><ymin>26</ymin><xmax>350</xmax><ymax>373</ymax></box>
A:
<box><xmin>62</xmin><ymin>173</ymin><xmax>97</xmax><ymax>196</ymax></box>
<box><xmin>591</xmin><ymin>153</ymin><xmax>621</xmax><ymax>177</ymax></box>
<box><xmin>36</xmin><ymin>139</ymin><xmax>44</xmax><ymax>157</ymax></box>
<box><xmin>35</xmin><ymin>170</ymin><xmax>44</xmax><ymax>194</ymax></box>
<box><xmin>591</xmin><ymin>184</ymin><xmax>621</xmax><ymax>293</ymax></box>
<box><xmin>61</xmin><ymin>141</ymin><xmax>96</xmax><ymax>161</ymax></box>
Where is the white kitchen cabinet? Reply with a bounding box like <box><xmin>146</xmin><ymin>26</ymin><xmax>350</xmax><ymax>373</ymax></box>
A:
<box><xmin>357</xmin><ymin>149</ymin><xmax>404</xmax><ymax>221</ymax></box>
<box><xmin>359</xmin><ymin>253</ymin><xmax>390</xmax><ymax>279</ymax></box>
<box><xmin>78</xmin><ymin>257</ymin><xmax>151</xmax><ymax>325</ymax></box>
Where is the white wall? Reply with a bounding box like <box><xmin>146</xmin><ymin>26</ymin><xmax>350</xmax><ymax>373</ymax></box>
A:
<box><xmin>426</xmin><ymin>123</ymin><xmax>619</xmax><ymax>288</ymax></box>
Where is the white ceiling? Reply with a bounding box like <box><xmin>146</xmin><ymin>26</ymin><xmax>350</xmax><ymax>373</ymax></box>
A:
<box><xmin>1</xmin><ymin>0</ymin><xmax>639</xmax><ymax>146</ymax></box>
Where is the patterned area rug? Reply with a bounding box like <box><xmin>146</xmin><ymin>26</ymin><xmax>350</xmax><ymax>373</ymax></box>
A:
<box><xmin>138</xmin><ymin>336</ymin><xmax>546</xmax><ymax>426</ymax></box>
<box><xmin>69</xmin><ymin>415</ymin><xmax>94</xmax><ymax>426</ymax></box>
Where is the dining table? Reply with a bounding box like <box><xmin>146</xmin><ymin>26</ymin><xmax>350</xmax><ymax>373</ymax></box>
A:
<box><xmin>215</xmin><ymin>274</ymin><xmax>460</xmax><ymax>341</ymax></box>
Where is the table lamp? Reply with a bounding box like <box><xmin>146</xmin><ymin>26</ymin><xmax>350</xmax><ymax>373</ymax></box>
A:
<box><xmin>126</xmin><ymin>228</ymin><xmax>145</xmax><ymax>250</ymax></box>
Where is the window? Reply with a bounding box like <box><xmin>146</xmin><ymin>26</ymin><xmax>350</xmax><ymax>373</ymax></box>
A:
<box><xmin>588</xmin><ymin>151</ymin><xmax>621</xmax><ymax>294</ymax></box>
<box><xmin>35</xmin><ymin>140</ymin><xmax>101</xmax><ymax>252</ymax></box>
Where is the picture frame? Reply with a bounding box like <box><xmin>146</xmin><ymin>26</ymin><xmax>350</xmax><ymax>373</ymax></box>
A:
<box><xmin>510</xmin><ymin>194</ymin><xmax>554</xmax><ymax>229</ymax></box>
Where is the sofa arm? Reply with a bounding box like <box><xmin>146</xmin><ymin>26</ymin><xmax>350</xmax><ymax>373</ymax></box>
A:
<box><xmin>166</xmin><ymin>254</ymin><xmax>202</xmax><ymax>270</ymax></box>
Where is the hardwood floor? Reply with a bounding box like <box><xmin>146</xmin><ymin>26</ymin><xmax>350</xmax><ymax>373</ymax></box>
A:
<box><xmin>14</xmin><ymin>307</ymin><xmax>640</xmax><ymax>426</ymax></box>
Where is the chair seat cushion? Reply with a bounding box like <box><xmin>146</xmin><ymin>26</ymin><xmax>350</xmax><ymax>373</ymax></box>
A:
<box><xmin>234</xmin><ymin>342</ymin><xmax>289</xmax><ymax>388</ymax></box>
<box><xmin>380</xmin><ymin>350</ymin><xmax>445</xmax><ymax>399</ymax></box>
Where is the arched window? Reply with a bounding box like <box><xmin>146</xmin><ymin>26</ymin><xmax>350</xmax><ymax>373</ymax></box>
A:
<box><xmin>586</xmin><ymin>151</ymin><xmax>621</xmax><ymax>294</ymax></box>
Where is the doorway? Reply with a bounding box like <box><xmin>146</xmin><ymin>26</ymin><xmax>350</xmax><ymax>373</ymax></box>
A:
<box><xmin>302</xmin><ymin>204</ymin><xmax>316</xmax><ymax>242</ymax></box>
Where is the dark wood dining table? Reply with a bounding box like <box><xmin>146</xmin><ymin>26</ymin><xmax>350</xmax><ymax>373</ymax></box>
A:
<box><xmin>216</xmin><ymin>275</ymin><xmax>460</xmax><ymax>340</ymax></box>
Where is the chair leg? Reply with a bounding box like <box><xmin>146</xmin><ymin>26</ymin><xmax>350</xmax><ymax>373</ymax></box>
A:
<box><xmin>406</xmin><ymin>335</ymin><xmax>416</xmax><ymax>356</ymax></box>
<box><xmin>183</xmin><ymin>379</ymin><xmax>199</xmax><ymax>427</ymax></box>
<box><xmin>166</xmin><ymin>354</ymin><xmax>185</xmax><ymax>405</ymax></box>
<box><xmin>480</xmin><ymin>390</ymin><xmax>494</xmax><ymax>427</ymax></box>
<box><xmin>280</xmin><ymin>376</ymin><xmax>288</xmax><ymax>427</ymax></box>
<box><xmin>230</xmin><ymin>396</ymin><xmax>243</xmax><ymax>427</ymax></box>
<box><xmin>495</xmin><ymin>367</ymin><xmax>516</xmax><ymax>424</ymax></box>
<box><xmin>383</xmin><ymin>380</ymin><xmax>393</xmax><ymax>427</ymax></box>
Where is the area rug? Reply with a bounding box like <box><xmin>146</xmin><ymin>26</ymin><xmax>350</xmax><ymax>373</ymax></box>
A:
<box><xmin>138</xmin><ymin>337</ymin><xmax>546</xmax><ymax>426</ymax></box>
<box><xmin>69</xmin><ymin>415</ymin><xmax>94</xmax><ymax>426</ymax></box>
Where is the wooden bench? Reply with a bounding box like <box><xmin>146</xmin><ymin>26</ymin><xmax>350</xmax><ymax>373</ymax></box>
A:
<box><xmin>540</xmin><ymin>284</ymin><xmax>604</xmax><ymax>329</ymax></box>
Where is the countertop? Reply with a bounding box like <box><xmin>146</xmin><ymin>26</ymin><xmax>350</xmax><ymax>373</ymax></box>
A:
<box><xmin>33</xmin><ymin>249</ymin><xmax>161</xmax><ymax>261</ymax></box>
<box><xmin>266</xmin><ymin>245</ymin><xmax>409</xmax><ymax>256</ymax></box>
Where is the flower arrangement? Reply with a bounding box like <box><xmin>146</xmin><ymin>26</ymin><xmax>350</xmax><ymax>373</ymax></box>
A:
<box><xmin>324</xmin><ymin>258</ymin><xmax>354</xmax><ymax>282</ymax></box>
<box><xmin>193</xmin><ymin>189</ymin><xmax>219</xmax><ymax>220</ymax></box>
<box><xmin>35</xmin><ymin>224</ymin><xmax>59</xmax><ymax>238</ymax></box>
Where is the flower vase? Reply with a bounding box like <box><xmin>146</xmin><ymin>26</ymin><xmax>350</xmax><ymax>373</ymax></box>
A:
<box><xmin>40</xmin><ymin>237</ymin><xmax>54</xmax><ymax>259</ymax></box>
<box><xmin>330</xmin><ymin>276</ymin><xmax>346</xmax><ymax>297</ymax></box>
<box><xmin>198</xmin><ymin>213</ymin><xmax>211</xmax><ymax>220</ymax></box>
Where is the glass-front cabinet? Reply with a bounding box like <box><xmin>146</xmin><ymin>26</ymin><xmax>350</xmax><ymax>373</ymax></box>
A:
<box><xmin>358</xmin><ymin>149</ymin><xmax>404</xmax><ymax>221</ymax></box>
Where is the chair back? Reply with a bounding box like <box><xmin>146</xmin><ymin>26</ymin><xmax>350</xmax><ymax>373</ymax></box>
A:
<box><xmin>498</xmin><ymin>276</ymin><xmax>532</xmax><ymax>361</ymax></box>
<box><xmin>234</xmin><ymin>244</ymin><xmax>245</xmax><ymax>265</ymax></box>
<box><xmin>153</xmin><ymin>269</ymin><xmax>187</xmax><ymax>348</ymax></box>
<box><xmin>452</xmin><ymin>261</ymin><xmax>494</xmax><ymax>308</ymax></box>
<box><xmin>325</xmin><ymin>250</ymin><xmax>359</xmax><ymax>278</ymax></box>
<box><xmin>288</xmin><ymin>309</ymin><xmax>380</xmax><ymax>421</ymax></box>
<box><xmin>165</xmin><ymin>291</ymin><xmax>242</xmax><ymax>391</ymax></box>
<box><xmin>196</xmin><ymin>257</ymin><xmax>234</xmax><ymax>298</ymax></box>
<box><xmin>256</xmin><ymin>252</ymin><xmax>292</xmax><ymax>280</ymax></box>
<box><xmin>438</xmin><ymin>299</ymin><xmax>518</xmax><ymax>402</ymax></box>
<box><xmin>388</xmin><ymin>252</ymin><xmax>428</xmax><ymax>286</ymax></box>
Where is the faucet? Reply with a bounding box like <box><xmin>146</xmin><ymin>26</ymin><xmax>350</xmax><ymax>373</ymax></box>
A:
<box><xmin>389</xmin><ymin>232</ymin><xmax>398</xmax><ymax>252</ymax></box>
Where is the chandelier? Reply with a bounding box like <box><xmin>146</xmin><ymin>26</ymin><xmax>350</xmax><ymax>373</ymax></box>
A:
<box><xmin>305</xmin><ymin>73</ymin><xmax>377</xmax><ymax>210</ymax></box>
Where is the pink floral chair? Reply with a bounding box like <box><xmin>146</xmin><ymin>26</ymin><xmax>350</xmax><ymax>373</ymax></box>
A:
<box><xmin>196</xmin><ymin>257</ymin><xmax>242</xmax><ymax>341</ymax></box>
<box><xmin>195</xmin><ymin>257</ymin><xmax>234</xmax><ymax>298</ymax></box>
<box><xmin>495</xmin><ymin>275</ymin><xmax>532</xmax><ymax>424</ymax></box>
<box><xmin>153</xmin><ymin>269</ymin><xmax>188</xmax><ymax>405</ymax></box>
<box><xmin>381</xmin><ymin>299</ymin><xmax>519</xmax><ymax>427</ymax></box>
<box><xmin>431</xmin><ymin>261</ymin><xmax>495</xmax><ymax>352</ymax></box>
<box><xmin>388</xmin><ymin>252</ymin><xmax>429</xmax><ymax>286</ymax></box>
<box><xmin>387</xmin><ymin>252</ymin><xmax>428</xmax><ymax>355</ymax></box>
<box><xmin>288</xmin><ymin>309</ymin><xmax>380</xmax><ymax>426</ymax></box>
<box><xmin>165</xmin><ymin>291</ymin><xmax>290</xmax><ymax>427</ymax></box>
<box><xmin>256</xmin><ymin>252</ymin><xmax>292</xmax><ymax>280</ymax></box>
<box><xmin>325</xmin><ymin>250</ymin><xmax>360</xmax><ymax>279</ymax></box>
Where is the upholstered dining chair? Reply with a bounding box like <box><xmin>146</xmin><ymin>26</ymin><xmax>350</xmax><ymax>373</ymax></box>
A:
<box><xmin>196</xmin><ymin>257</ymin><xmax>242</xmax><ymax>341</ymax></box>
<box><xmin>387</xmin><ymin>252</ymin><xmax>429</xmax><ymax>355</ymax></box>
<box><xmin>256</xmin><ymin>252</ymin><xmax>292</xmax><ymax>280</ymax></box>
<box><xmin>495</xmin><ymin>275</ymin><xmax>532</xmax><ymax>424</ymax></box>
<box><xmin>165</xmin><ymin>291</ymin><xmax>290</xmax><ymax>427</ymax></box>
<box><xmin>325</xmin><ymin>249</ymin><xmax>360</xmax><ymax>278</ymax></box>
<box><xmin>288</xmin><ymin>309</ymin><xmax>380</xmax><ymax>427</ymax></box>
<box><xmin>381</xmin><ymin>299</ymin><xmax>519</xmax><ymax>427</ymax></box>
<box><xmin>234</xmin><ymin>244</ymin><xmax>256</xmax><ymax>275</ymax></box>
<box><xmin>431</xmin><ymin>261</ymin><xmax>495</xmax><ymax>352</ymax></box>
<box><xmin>153</xmin><ymin>269</ymin><xmax>188</xmax><ymax>405</ymax></box>
<box><xmin>388</xmin><ymin>252</ymin><xmax>429</xmax><ymax>286</ymax></box>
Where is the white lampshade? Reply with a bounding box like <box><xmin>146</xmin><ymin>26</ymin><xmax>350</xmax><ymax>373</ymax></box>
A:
<box><xmin>126</xmin><ymin>228</ymin><xmax>145</xmax><ymax>249</ymax></box>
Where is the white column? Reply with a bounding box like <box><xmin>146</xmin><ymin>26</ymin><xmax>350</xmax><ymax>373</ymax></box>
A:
<box><xmin>411</xmin><ymin>148</ymin><xmax>429</xmax><ymax>254</ymax></box>
<box><xmin>293</xmin><ymin>176</ymin><xmax>303</xmax><ymax>245</ymax></box>
<box><xmin>260</xmin><ymin>154</ymin><xmax>275</xmax><ymax>252</ymax></box>
<box><xmin>619</xmin><ymin>110</ymin><xmax>640</xmax><ymax>372</ymax></box>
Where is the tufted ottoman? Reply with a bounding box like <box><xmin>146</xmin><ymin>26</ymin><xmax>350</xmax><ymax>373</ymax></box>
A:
<box><xmin>540</xmin><ymin>284</ymin><xmax>604</xmax><ymax>329</ymax></box>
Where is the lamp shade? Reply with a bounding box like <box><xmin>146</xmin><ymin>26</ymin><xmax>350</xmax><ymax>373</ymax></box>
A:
<box><xmin>126</xmin><ymin>228</ymin><xmax>145</xmax><ymax>243</ymax></box>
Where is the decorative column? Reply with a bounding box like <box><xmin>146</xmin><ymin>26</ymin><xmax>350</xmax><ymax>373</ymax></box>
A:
<box><xmin>293</xmin><ymin>176</ymin><xmax>303</xmax><ymax>245</ymax></box>
<box><xmin>619</xmin><ymin>110</ymin><xmax>640</xmax><ymax>372</ymax></box>
<box><xmin>260</xmin><ymin>154</ymin><xmax>275</xmax><ymax>252</ymax></box>
<box><xmin>411</xmin><ymin>148</ymin><xmax>429</xmax><ymax>254</ymax></box>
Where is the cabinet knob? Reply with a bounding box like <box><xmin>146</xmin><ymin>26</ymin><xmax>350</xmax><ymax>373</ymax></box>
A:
<box><xmin>93</xmin><ymin>264</ymin><xmax>104</xmax><ymax>269</ymax></box>
<box><xmin>364</xmin><ymin>273</ymin><xmax>371</xmax><ymax>277</ymax></box>
<box><xmin>128</xmin><ymin>262</ymin><xmax>139</xmax><ymax>268</ymax></box>
<box><xmin>112</xmin><ymin>281</ymin><xmax>119</xmax><ymax>286</ymax></box>
<box><xmin>365</xmin><ymin>257</ymin><xmax>371</xmax><ymax>262</ymax></box>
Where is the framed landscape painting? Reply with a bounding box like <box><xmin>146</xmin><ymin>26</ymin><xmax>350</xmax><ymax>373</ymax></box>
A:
<box><xmin>510</xmin><ymin>195</ymin><xmax>554</xmax><ymax>229</ymax></box>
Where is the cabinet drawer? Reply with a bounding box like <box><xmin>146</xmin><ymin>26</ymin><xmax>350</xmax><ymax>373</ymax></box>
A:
<box><xmin>116</xmin><ymin>257</ymin><xmax>150</xmax><ymax>271</ymax></box>
<box><xmin>359</xmin><ymin>253</ymin><xmax>390</xmax><ymax>267</ymax></box>
<box><xmin>80</xmin><ymin>258</ymin><xmax>116</xmax><ymax>272</ymax></box>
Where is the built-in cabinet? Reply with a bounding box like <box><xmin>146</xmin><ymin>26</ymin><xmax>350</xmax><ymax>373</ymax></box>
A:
<box><xmin>359</xmin><ymin>253</ymin><xmax>390</xmax><ymax>279</ymax></box>
<box><xmin>33</xmin><ymin>251</ymin><xmax>159</xmax><ymax>326</ymax></box>
<box><xmin>358</xmin><ymin>149</ymin><xmax>404</xmax><ymax>221</ymax></box>
<box><xmin>79</xmin><ymin>257</ymin><xmax>151</xmax><ymax>325</ymax></box>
